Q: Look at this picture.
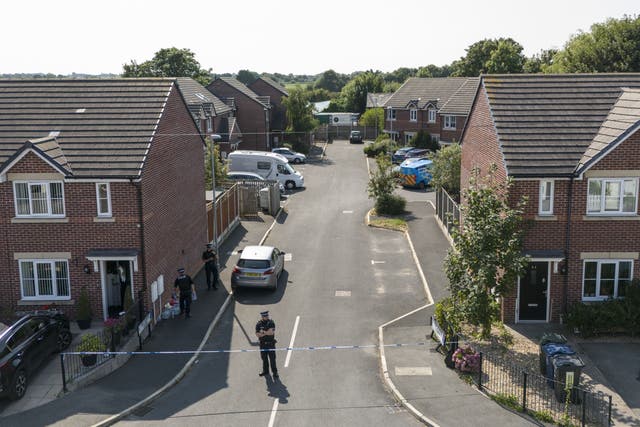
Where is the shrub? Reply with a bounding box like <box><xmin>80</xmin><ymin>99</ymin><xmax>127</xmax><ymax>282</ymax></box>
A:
<box><xmin>452</xmin><ymin>345</ymin><xmax>481</xmax><ymax>373</ymax></box>
<box><xmin>434</xmin><ymin>297</ymin><xmax>462</xmax><ymax>334</ymax></box>
<box><xmin>375</xmin><ymin>194</ymin><xmax>406</xmax><ymax>215</ymax></box>
<box><xmin>77</xmin><ymin>288</ymin><xmax>92</xmax><ymax>321</ymax></box>
<box><xmin>364</xmin><ymin>139</ymin><xmax>395</xmax><ymax>158</ymax></box>
<box><xmin>76</xmin><ymin>333</ymin><xmax>106</xmax><ymax>353</ymax></box>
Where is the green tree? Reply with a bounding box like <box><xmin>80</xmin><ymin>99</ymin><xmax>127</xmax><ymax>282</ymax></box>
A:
<box><xmin>548</xmin><ymin>15</ymin><xmax>640</xmax><ymax>73</ymax></box>
<box><xmin>314</xmin><ymin>69</ymin><xmax>349</xmax><ymax>92</ymax></box>
<box><xmin>367</xmin><ymin>153</ymin><xmax>396</xmax><ymax>201</ymax></box>
<box><xmin>340</xmin><ymin>71</ymin><xmax>385</xmax><ymax>113</ymax></box>
<box><xmin>431</xmin><ymin>143</ymin><xmax>461</xmax><ymax>196</ymax></box>
<box><xmin>282</xmin><ymin>87</ymin><xmax>318</xmax><ymax>133</ymax></box>
<box><xmin>237</xmin><ymin>69</ymin><xmax>259</xmax><ymax>85</ymax></box>
<box><xmin>204</xmin><ymin>138</ymin><xmax>227</xmax><ymax>189</ymax></box>
<box><xmin>523</xmin><ymin>49</ymin><xmax>558</xmax><ymax>73</ymax></box>
<box><xmin>360</xmin><ymin>107</ymin><xmax>384</xmax><ymax>133</ymax></box>
<box><xmin>444</xmin><ymin>169</ymin><xmax>528</xmax><ymax>339</ymax></box>
<box><xmin>409</xmin><ymin>130</ymin><xmax>438</xmax><ymax>151</ymax></box>
<box><xmin>122</xmin><ymin>47</ymin><xmax>212</xmax><ymax>86</ymax></box>
<box><xmin>452</xmin><ymin>38</ymin><xmax>525</xmax><ymax>76</ymax></box>
<box><xmin>384</xmin><ymin>67</ymin><xmax>417</xmax><ymax>84</ymax></box>
<box><xmin>417</xmin><ymin>64</ymin><xmax>453</xmax><ymax>78</ymax></box>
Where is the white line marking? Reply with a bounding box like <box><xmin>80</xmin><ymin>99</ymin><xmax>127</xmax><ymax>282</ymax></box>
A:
<box><xmin>371</xmin><ymin>260</ymin><xmax>386</xmax><ymax>264</ymax></box>
<box><xmin>343</xmin><ymin>210</ymin><xmax>353</xmax><ymax>214</ymax></box>
<box><xmin>267</xmin><ymin>398</ymin><xmax>279</xmax><ymax>427</ymax></box>
<box><xmin>395</xmin><ymin>366</ymin><xmax>433</xmax><ymax>376</ymax></box>
<box><xmin>335</xmin><ymin>290</ymin><xmax>351</xmax><ymax>297</ymax></box>
<box><xmin>284</xmin><ymin>315</ymin><xmax>300</xmax><ymax>368</ymax></box>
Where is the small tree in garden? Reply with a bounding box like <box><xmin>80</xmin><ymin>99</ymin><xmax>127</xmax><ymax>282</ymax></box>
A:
<box><xmin>431</xmin><ymin>143</ymin><xmax>461</xmax><ymax>198</ymax></box>
<box><xmin>367</xmin><ymin>153</ymin><xmax>406</xmax><ymax>215</ymax></box>
<box><xmin>444</xmin><ymin>167</ymin><xmax>528</xmax><ymax>339</ymax></box>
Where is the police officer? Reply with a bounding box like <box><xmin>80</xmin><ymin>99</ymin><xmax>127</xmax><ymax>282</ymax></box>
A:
<box><xmin>174</xmin><ymin>267</ymin><xmax>195</xmax><ymax>318</ymax></box>
<box><xmin>202</xmin><ymin>243</ymin><xmax>219</xmax><ymax>290</ymax></box>
<box><xmin>255</xmin><ymin>310</ymin><xmax>278</xmax><ymax>378</ymax></box>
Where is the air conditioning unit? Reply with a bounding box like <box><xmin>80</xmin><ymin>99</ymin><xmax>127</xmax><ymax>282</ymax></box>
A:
<box><xmin>259</xmin><ymin>187</ymin><xmax>270</xmax><ymax>210</ymax></box>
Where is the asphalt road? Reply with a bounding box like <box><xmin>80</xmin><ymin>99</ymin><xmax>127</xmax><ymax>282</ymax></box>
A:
<box><xmin>115</xmin><ymin>141</ymin><xmax>426</xmax><ymax>426</ymax></box>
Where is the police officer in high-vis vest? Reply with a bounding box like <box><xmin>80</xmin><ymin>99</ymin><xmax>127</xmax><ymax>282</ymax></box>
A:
<box><xmin>202</xmin><ymin>243</ymin><xmax>219</xmax><ymax>290</ymax></box>
<box><xmin>255</xmin><ymin>310</ymin><xmax>278</xmax><ymax>378</ymax></box>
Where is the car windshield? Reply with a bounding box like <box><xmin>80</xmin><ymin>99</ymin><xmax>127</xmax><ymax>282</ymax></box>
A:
<box><xmin>285</xmin><ymin>163</ymin><xmax>296</xmax><ymax>174</ymax></box>
<box><xmin>238</xmin><ymin>259</ymin><xmax>270</xmax><ymax>269</ymax></box>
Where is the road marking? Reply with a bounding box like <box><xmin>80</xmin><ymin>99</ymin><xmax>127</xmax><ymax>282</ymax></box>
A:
<box><xmin>284</xmin><ymin>315</ymin><xmax>300</xmax><ymax>368</ymax></box>
<box><xmin>395</xmin><ymin>366</ymin><xmax>432</xmax><ymax>376</ymax></box>
<box><xmin>284</xmin><ymin>253</ymin><xmax>292</xmax><ymax>261</ymax></box>
<box><xmin>267</xmin><ymin>398</ymin><xmax>279</xmax><ymax>427</ymax></box>
<box><xmin>371</xmin><ymin>260</ymin><xmax>386</xmax><ymax>264</ymax></box>
<box><xmin>335</xmin><ymin>290</ymin><xmax>351</xmax><ymax>297</ymax></box>
<box><xmin>343</xmin><ymin>210</ymin><xmax>353</xmax><ymax>214</ymax></box>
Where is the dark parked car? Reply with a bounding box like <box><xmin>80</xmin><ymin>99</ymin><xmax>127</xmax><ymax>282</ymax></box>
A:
<box><xmin>0</xmin><ymin>311</ymin><xmax>71</xmax><ymax>400</ymax></box>
<box><xmin>349</xmin><ymin>130</ymin><xmax>363</xmax><ymax>144</ymax></box>
<box><xmin>392</xmin><ymin>147</ymin><xmax>428</xmax><ymax>163</ymax></box>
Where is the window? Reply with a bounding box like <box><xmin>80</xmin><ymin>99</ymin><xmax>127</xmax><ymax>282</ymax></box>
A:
<box><xmin>387</xmin><ymin>109</ymin><xmax>396</xmax><ymax>120</ymax></box>
<box><xmin>583</xmin><ymin>260</ymin><xmax>632</xmax><ymax>300</ymax></box>
<box><xmin>14</xmin><ymin>181</ymin><xmax>65</xmax><ymax>217</ymax></box>
<box><xmin>404</xmin><ymin>133</ymin><xmax>414</xmax><ymax>145</ymax></box>
<box><xmin>587</xmin><ymin>178</ymin><xmax>637</xmax><ymax>215</ymax></box>
<box><xmin>443</xmin><ymin>115</ymin><xmax>456</xmax><ymax>130</ymax></box>
<box><xmin>539</xmin><ymin>180</ymin><xmax>554</xmax><ymax>215</ymax></box>
<box><xmin>96</xmin><ymin>183</ymin><xmax>112</xmax><ymax>217</ymax></box>
<box><xmin>257</xmin><ymin>161</ymin><xmax>271</xmax><ymax>170</ymax></box>
<box><xmin>428</xmin><ymin>108</ymin><xmax>436</xmax><ymax>123</ymax></box>
<box><xmin>410</xmin><ymin>109</ymin><xmax>417</xmax><ymax>122</ymax></box>
<box><xmin>206</xmin><ymin>117</ymin><xmax>213</xmax><ymax>132</ymax></box>
<box><xmin>277</xmin><ymin>164</ymin><xmax>290</xmax><ymax>175</ymax></box>
<box><xmin>19</xmin><ymin>260</ymin><xmax>70</xmax><ymax>300</ymax></box>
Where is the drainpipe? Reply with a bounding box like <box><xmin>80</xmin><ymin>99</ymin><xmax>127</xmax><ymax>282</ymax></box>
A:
<box><xmin>563</xmin><ymin>176</ymin><xmax>574</xmax><ymax>317</ymax></box>
<box><xmin>133</xmin><ymin>179</ymin><xmax>148</xmax><ymax>320</ymax></box>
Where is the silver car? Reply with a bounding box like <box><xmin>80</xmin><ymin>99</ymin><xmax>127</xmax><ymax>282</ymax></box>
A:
<box><xmin>271</xmin><ymin>148</ymin><xmax>306</xmax><ymax>164</ymax></box>
<box><xmin>231</xmin><ymin>245</ymin><xmax>285</xmax><ymax>291</ymax></box>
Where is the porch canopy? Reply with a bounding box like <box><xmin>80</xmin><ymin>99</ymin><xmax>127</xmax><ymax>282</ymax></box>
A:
<box><xmin>86</xmin><ymin>248</ymin><xmax>139</xmax><ymax>272</ymax></box>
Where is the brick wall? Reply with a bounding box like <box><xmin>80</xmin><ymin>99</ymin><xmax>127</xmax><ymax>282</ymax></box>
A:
<box><xmin>207</xmin><ymin>80</ymin><xmax>269</xmax><ymax>151</ymax></box>
<box><xmin>388</xmin><ymin>109</ymin><xmax>465</xmax><ymax>144</ymax></box>
<box><xmin>248</xmin><ymin>80</ymin><xmax>287</xmax><ymax>133</ymax></box>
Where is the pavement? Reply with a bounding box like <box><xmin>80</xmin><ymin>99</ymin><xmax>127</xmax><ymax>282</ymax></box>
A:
<box><xmin>1</xmin><ymin>150</ymin><xmax>639</xmax><ymax>426</ymax></box>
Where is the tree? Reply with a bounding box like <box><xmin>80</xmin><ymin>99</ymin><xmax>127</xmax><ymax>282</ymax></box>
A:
<box><xmin>282</xmin><ymin>87</ymin><xmax>317</xmax><ymax>133</ymax></box>
<box><xmin>315</xmin><ymin>69</ymin><xmax>349</xmax><ymax>92</ymax></box>
<box><xmin>452</xmin><ymin>38</ymin><xmax>525</xmax><ymax>76</ymax></box>
<box><xmin>431</xmin><ymin>143</ymin><xmax>461</xmax><ymax>197</ymax></box>
<box><xmin>204</xmin><ymin>138</ymin><xmax>227</xmax><ymax>190</ymax></box>
<box><xmin>409</xmin><ymin>130</ymin><xmax>439</xmax><ymax>151</ymax></box>
<box><xmin>367</xmin><ymin>153</ymin><xmax>405</xmax><ymax>215</ymax></box>
<box><xmin>417</xmin><ymin>64</ymin><xmax>453</xmax><ymax>78</ymax></box>
<box><xmin>444</xmin><ymin>169</ymin><xmax>528</xmax><ymax>339</ymax></box>
<box><xmin>339</xmin><ymin>71</ymin><xmax>384</xmax><ymax>113</ymax></box>
<box><xmin>548</xmin><ymin>15</ymin><xmax>640</xmax><ymax>73</ymax></box>
<box><xmin>359</xmin><ymin>108</ymin><xmax>384</xmax><ymax>133</ymax></box>
<box><xmin>122</xmin><ymin>47</ymin><xmax>212</xmax><ymax>86</ymax></box>
<box><xmin>384</xmin><ymin>67</ymin><xmax>417</xmax><ymax>84</ymax></box>
<box><xmin>237</xmin><ymin>69</ymin><xmax>259</xmax><ymax>85</ymax></box>
<box><xmin>523</xmin><ymin>49</ymin><xmax>558</xmax><ymax>73</ymax></box>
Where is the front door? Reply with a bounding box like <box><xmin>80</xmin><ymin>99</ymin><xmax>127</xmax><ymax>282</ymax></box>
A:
<box><xmin>518</xmin><ymin>262</ymin><xmax>548</xmax><ymax>321</ymax></box>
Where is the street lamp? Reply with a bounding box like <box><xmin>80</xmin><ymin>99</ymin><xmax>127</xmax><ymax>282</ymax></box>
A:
<box><xmin>210</xmin><ymin>133</ymin><xmax>222</xmax><ymax>268</ymax></box>
<box><xmin>387</xmin><ymin>106</ymin><xmax>393</xmax><ymax>143</ymax></box>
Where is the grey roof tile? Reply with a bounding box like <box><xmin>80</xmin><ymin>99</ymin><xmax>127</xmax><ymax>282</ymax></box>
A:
<box><xmin>176</xmin><ymin>77</ymin><xmax>232</xmax><ymax>116</ymax></box>
<box><xmin>482</xmin><ymin>74</ymin><xmax>640</xmax><ymax>177</ymax></box>
<box><xmin>384</xmin><ymin>77</ymin><xmax>472</xmax><ymax>110</ymax></box>
<box><xmin>253</xmin><ymin>76</ymin><xmax>288</xmax><ymax>96</ymax></box>
<box><xmin>217</xmin><ymin>77</ymin><xmax>268</xmax><ymax>107</ymax></box>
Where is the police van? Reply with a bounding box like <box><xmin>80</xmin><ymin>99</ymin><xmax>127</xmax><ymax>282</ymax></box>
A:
<box><xmin>398</xmin><ymin>157</ymin><xmax>433</xmax><ymax>189</ymax></box>
<box><xmin>228</xmin><ymin>150</ymin><xmax>304</xmax><ymax>190</ymax></box>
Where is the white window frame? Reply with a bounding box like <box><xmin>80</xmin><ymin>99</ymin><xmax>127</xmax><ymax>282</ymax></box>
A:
<box><xmin>19</xmin><ymin>259</ymin><xmax>71</xmax><ymax>301</ymax></box>
<box><xmin>13</xmin><ymin>181</ymin><xmax>65</xmax><ymax>217</ymax></box>
<box><xmin>404</xmin><ymin>133</ymin><xmax>415</xmax><ymax>145</ymax></box>
<box><xmin>443</xmin><ymin>115</ymin><xmax>456</xmax><ymax>130</ymax></box>
<box><xmin>387</xmin><ymin>108</ymin><xmax>396</xmax><ymax>120</ymax></box>
<box><xmin>586</xmin><ymin>178</ymin><xmax>638</xmax><ymax>215</ymax></box>
<box><xmin>206</xmin><ymin>117</ymin><xmax>213</xmax><ymax>133</ymax></box>
<box><xmin>428</xmin><ymin>108</ymin><xmax>436</xmax><ymax>123</ymax></box>
<box><xmin>582</xmin><ymin>259</ymin><xmax>633</xmax><ymax>301</ymax></box>
<box><xmin>96</xmin><ymin>183</ymin><xmax>112</xmax><ymax>217</ymax></box>
<box><xmin>409</xmin><ymin>109</ymin><xmax>417</xmax><ymax>122</ymax></box>
<box><xmin>539</xmin><ymin>180</ymin><xmax>554</xmax><ymax>215</ymax></box>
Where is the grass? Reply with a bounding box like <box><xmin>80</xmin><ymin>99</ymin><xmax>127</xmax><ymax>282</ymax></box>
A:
<box><xmin>369</xmin><ymin>217</ymin><xmax>407</xmax><ymax>232</ymax></box>
<box><xmin>491</xmin><ymin>392</ymin><xmax>520</xmax><ymax>411</ymax></box>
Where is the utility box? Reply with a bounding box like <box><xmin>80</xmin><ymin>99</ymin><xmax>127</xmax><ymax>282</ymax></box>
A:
<box><xmin>553</xmin><ymin>354</ymin><xmax>585</xmax><ymax>403</ymax></box>
<box><xmin>259</xmin><ymin>187</ymin><xmax>270</xmax><ymax>210</ymax></box>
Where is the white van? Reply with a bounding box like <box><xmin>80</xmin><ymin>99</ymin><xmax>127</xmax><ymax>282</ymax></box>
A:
<box><xmin>228</xmin><ymin>150</ymin><xmax>304</xmax><ymax>190</ymax></box>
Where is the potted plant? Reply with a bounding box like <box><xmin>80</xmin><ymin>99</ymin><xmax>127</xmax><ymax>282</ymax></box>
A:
<box><xmin>103</xmin><ymin>317</ymin><xmax>123</xmax><ymax>350</ymax></box>
<box><xmin>76</xmin><ymin>288</ymin><xmax>92</xmax><ymax>330</ymax></box>
<box><xmin>77</xmin><ymin>332</ymin><xmax>106</xmax><ymax>367</ymax></box>
<box><xmin>122</xmin><ymin>286</ymin><xmax>136</xmax><ymax>331</ymax></box>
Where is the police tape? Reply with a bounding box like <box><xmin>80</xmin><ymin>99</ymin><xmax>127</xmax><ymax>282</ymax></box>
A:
<box><xmin>63</xmin><ymin>341</ymin><xmax>437</xmax><ymax>356</ymax></box>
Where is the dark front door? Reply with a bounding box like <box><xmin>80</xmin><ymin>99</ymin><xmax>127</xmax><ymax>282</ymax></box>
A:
<box><xmin>519</xmin><ymin>262</ymin><xmax>548</xmax><ymax>321</ymax></box>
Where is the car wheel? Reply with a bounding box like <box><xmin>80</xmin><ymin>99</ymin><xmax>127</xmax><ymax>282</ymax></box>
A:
<box><xmin>9</xmin><ymin>369</ymin><xmax>27</xmax><ymax>400</ymax></box>
<box><xmin>57</xmin><ymin>329</ymin><xmax>72</xmax><ymax>352</ymax></box>
<box><xmin>293</xmin><ymin>158</ymin><xmax>301</xmax><ymax>164</ymax></box>
<box><xmin>285</xmin><ymin>181</ymin><xmax>296</xmax><ymax>190</ymax></box>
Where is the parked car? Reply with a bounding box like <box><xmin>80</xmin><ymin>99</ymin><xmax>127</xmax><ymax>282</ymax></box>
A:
<box><xmin>0</xmin><ymin>312</ymin><xmax>71</xmax><ymax>400</ymax></box>
<box><xmin>231</xmin><ymin>245</ymin><xmax>285</xmax><ymax>292</ymax></box>
<box><xmin>398</xmin><ymin>157</ymin><xmax>433</xmax><ymax>189</ymax></box>
<box><xmin>272</xmin><ymin>148</ymin><xmax>306</xmax><ymax>164</ymax></box>
<box><xmin>228</xmin><ymin>150</ymin><xmax>304</xmax><ymax>190</ymax></box>
<box><xmin>226</xmin><ymin>171</ymin><xmax>285</xmax><ymax>194</ymax></box>
<box><xmin>392</xmin><ymin>147</ymin><xmax>429</xmax><ymax>163</ymax></box>
<box><xmin>349</xmin><ymin>130</ymin><xmax>363</xmax><ymax>144</ymax></box>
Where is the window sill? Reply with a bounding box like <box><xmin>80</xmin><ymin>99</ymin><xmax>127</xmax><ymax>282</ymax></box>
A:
<box><xmin>94</xmin><ymin>217</ymin><xmax>115</xmax><ymax>223</ymax></box>
<box><xmin>18</xmin><ymin>299</ymin><xmax>74</xmax><ymax>306</ymax></box>
<box><xmin>582</xmin><ymin>215</ymin><xmax>640</xmax><ymax>221</ymax></box>
<box><xmin>11</xmin><ymin>217</ymin><xmax>69</xmax><ymax>224</ymax></box>
<box><xmin>535</xmin><ymin>215</ymin><xmax>557</xmax><ymax>221</ymax></box>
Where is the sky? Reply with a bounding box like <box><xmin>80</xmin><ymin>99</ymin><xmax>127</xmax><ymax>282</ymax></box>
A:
<box><xmin>1</xmin><ymin>0</ymin><xmax>637</xmax><ymax>76</ymax></box>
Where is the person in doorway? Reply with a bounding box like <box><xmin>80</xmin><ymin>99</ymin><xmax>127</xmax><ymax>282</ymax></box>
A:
<box><xmin>255</xmin><ymin>310</ymin><xmax>278</xmax><ymax>378</ymax></box>
<box><xmin>202</xmin><ymin>243</ymin><xmax>219</xmax><ymax>290</ymax></box>
<box><xmin>174</xmin><ymin>267</ymin><xmax>195</xmax><ymax>319</ymax></box>
<box><xmin>118</xmin><ymin>264</ymin><xmax>128</xmax><ymax>310</ymax></box>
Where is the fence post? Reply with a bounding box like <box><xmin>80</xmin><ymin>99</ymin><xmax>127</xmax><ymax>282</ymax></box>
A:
<box><xmin>608</xmin><ymin>394</ymin><xmax>612</xmax><ymax>426</ymax></box>
<box><xmin>522</xmin><ymin>372</ymin><xmax>528</xmax><ymax>412</ymax></box>
<box><xmin>581</xmin><ymin>389</ymin><xmax>587</xmax><ymax>427</ymax></box>
<box><xmin>110</xmin><ymin>328</ymin><xmax>116</xmax><ymax>353</ymax></box>
<box><xmin>60</xmin><ymin>353</ymin><xmax>67</xmax><ymax>393</ymax></box>
<box><xmin>477</xmin><ymin>352</ymin><xmax>483</xmax><ymax>391</ymax></box>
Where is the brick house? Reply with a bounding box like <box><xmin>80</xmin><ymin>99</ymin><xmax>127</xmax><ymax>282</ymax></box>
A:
<box><xmin>0</xmin><ymin>78</ymin><xmax>210</xmax><ymax>323</ymax></box>
<box><xmin>207</xmin><ymin>77</ymin><xmax>271</xmax><ymax>151</ymax></box>
<box><xmin>176</xmin><ymin>77</ymin><xmax>243</xmax><ymax>157</ymax></box>
<box><xmin>382</xmin><ymin>77</ymin><xmax>479</xmax><ymax>145</ymax></box>
<box><xmin>460</xmin><ymin>73</ymin><xmax>640</xmax><ymax>323</ymax></box>
<box><xmin>248</xmin><ymin>76</ymin><xmax>288</xmax><ymax>147</ymax></box>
